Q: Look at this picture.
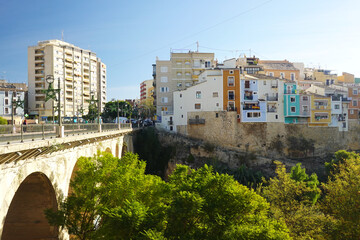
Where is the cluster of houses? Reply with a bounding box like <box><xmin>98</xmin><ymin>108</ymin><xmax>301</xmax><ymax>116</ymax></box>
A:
<box><xmin>152</xmin><ymin>52</ymin><xmax>359</xmax><ymax>133</ymax></box>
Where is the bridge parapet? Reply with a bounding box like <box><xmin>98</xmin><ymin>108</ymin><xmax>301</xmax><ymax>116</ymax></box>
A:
<box><xmin>0</xmin><ymin>127</ymin><xmax>134</xmax><ymax>165</ymax></box>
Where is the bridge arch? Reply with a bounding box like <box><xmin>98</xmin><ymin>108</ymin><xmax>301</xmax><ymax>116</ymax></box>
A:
<box><xmin>2</xmin><ymin>172</ymin><xmax>58</xmax><ymax>240</ymax></box>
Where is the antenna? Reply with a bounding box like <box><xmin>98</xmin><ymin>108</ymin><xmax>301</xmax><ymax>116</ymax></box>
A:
<box><xmin>61</xmin><ymin>30</ymin><xmax>64</xmax><ymax>41</ymax></box>
<box><xmin>196</xmin><ymin>41</ymin><xmax>199</xmax><ymax>52</ymax></box>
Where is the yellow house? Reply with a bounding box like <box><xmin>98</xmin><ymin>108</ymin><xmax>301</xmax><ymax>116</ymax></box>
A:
<box><xmin>309</xmin><ymin>95</ymin><xmax>332</xmax><ymax>127</ymax></box>
<box><xmin>313</xmin><ymin>69</ymin><xmax>338</xmax><ymax>85</ymax></box>
<box><xmin>337</xmin><ymin>72</ymin><xmax>355</xmax><ymax>83</ymax></box>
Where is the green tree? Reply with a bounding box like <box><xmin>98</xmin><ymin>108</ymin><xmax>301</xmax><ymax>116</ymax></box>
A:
<box><xmin>262</xmin><ymin>161</ymin><xmax>333</xmax><ymax>240</ymax></box>
<box><xmin>165</xmin><ymin>164</ymin><xmax>290</xmax><ymax>240</ymax></box>
<box><xmin>321</xmin><ymin>150</ymin><xmax>360</xmax><ymax>239</ymax></box>
<box><xmin>83</xmin><ymin>102</ymin><xmax>98</xmax><ymax>122</ymax></box>
<box><xmin>138</xmin><ymin>98</ymin><xmax>156</xmax><ymax>119</ymax></box>
<box><xmin>0</xmin><ymin>116</ymin><xmax>8</xmax><ymax>125</ymax></box>
<box><xmin>102</xmin><ymin>100</ymin><xmax>133</xmax><ymax>122</ymax></box>
<box><xmin>45</xmin><ymin>152</ymin><xmax>167</xmax><ymax>240</ymax></box>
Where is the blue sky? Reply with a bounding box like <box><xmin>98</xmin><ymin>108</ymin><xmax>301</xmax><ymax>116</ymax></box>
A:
<box><xmin>0</xmin><ymin>0</ymin><xmax>359</xmax><ymax>100</ymax></box>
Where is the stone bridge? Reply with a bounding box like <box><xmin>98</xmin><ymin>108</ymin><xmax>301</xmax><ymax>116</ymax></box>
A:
<box><xmin>0</xmin><ymin>128</ymin><xmax>135</xmax><ymax>240</ymax></box>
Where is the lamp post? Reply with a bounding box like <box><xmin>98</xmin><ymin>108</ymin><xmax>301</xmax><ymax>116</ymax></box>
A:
<box><xmin>87</xmin><ymin>91</ymin><xmax>100</xmax><ymax>131</ymax></box>
<box><xmin>42</xmin><ymin>75</ymin><xmax>61</xmax><ymax>136</ymax></box>
<box><xmin>11</xmin><ymin>93</ymin><xmax>24</xmax><ymax>133</ymax></box>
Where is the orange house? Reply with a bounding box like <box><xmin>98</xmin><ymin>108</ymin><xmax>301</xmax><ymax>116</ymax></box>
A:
<box><xmin>223</xmin><ymin>69</ymin><xmax>241</xmax><ymax>115</ymax></box>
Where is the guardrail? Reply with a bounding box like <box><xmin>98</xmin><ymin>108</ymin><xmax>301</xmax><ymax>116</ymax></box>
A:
<box><xmin>0</xmin><ymin>123</ymin><xmax>132</xmax><ymax>144</ymax></box>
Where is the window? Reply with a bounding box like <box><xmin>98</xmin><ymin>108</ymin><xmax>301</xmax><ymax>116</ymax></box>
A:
<box><xmin>160</xmin><ymin>66</ymin><xmax>168</xmax><ymax>73</ymax></box>
<box><xmin>350</xmin><ymin>109</ymin><xmax>354</xmax><ymax>114</ymax></box>
<box><xmin>160</xmin><ymin>87</ymin><xmax>169</xmax><ymax>93</ymax></box>
<box><xmin>247</xmin><ymin>112</ymin><xmax>261</xmax><ymax>118</ymax></box>
<box><xmin>4</xmin><ymin>99</ymin><xmax>8</xmax><ymax>105</ymax></box>
<box><xmin>180</xmin><ymin>94</ymin><xmax>182</xmax><ymax>98</ymax></box>
<box><xmin>353</xmin><ymin>100</ymin><xmax>357</xmax><ymax>107</ymax></box>
<box><xmin>195</xmin><ymin>103</ymin><xmax>201</xmax><ymax>109</ymax></box>
<box><xmin>161</xmin><ymin>76</ymin><xmax>168</xmax><ymax>82</ymax></box>
<box><xmin>302</xmin><ymin>105</ymin><xmax>308</xmax><ymax>112</ymax></box>
<box><xmin>216</xmin><ymin>103</ymin><xmax>219</xmax><ymax>107</ymax></box>
<box><xmin>335</xmin><ymin>104</ymin><xmax>340</xmax><ymax>109</ymax></box>
<box><xmin>213</xmin><ymin>92</ymin><xmax>218</xmax><ymax>97</ymax></box>
<box><xmin>176</xmin><ymin>61</ymin><xmax>182</xmax><ymax>65</ymax></box>
<box><xmin>193</xmin><ymin>60</ymin><xmax>200</xmax><ymax>67</ymax></box>
<box><xmin>196</xmin><ymin>91</ymin><xmax>201</xmax><ymax>99</ymax></box>
<box><xmin>177</xmin><ymin>83</ymin><xmax>182</xmax><ymax>87</ymax></box>
<box><xmin>5</xmin><ymin>91</ymin><xmax>8</xmax><ymax>97</ymax></box>
<box><xmin>290</xmin><ymin>96</ymin><xmax>296</xmax><ymax>102</ymax></box>
<box><xmin>185</xmin><ymin>61</ymin><xmax>190</xmax><ymax>65</ymax></box>
<box><xmin>229</xmin><ymin>70</ymin><xmax>234</xmax><ymax>74</ymax></box>
<box><xmin>269</xmin><ymin>72</ymin><xmax>274</xmax><ymax>77</ymax></box>
<box><xmin>253</xmin><ymin>112</ymin><xmax>261</xmax><ymax>118</ymax></box>
<box><xmin>161</xmin><ymin>97</ymin><xmax>168</xmax><ymax>103</ymax></box>
<box><xmin>275</xmin><ymin>115</ymin><xmax>278</xmax><ymax>119</ymax></box>
<box><xmin>185</xmin><ymin>72</ymin><xmax>191</xmax><ymax>76</ymax></box>
<box><xmin>263</xmin><ymin>81</ymin><xmax>266</xmax><ymax>85</ymax></box>
<box><xmin>245</xmin><ymin>80</ymin><xmax>250</xmax><ymax>88</ymax></box>
<box><xmin>4</xmin><ymin>108</ymin><xmax>9</xmax><ymax>114</ymax></box>
<box><xmin>228</xmin><ymin>102</ymin><xmax>235</xmax><ymax>110</ymax></box>
<box><xmin>291</xmin><ymin>73</ymin><xmax>295</xmax><ymax>81</ymax></box>
<box><xmin>228</xmin><ymin>76</ymin><xmax>235</xmax><ymax>86</ymax></box>
<box><xmin>291</xmin><ymin>106</ymin><xmax>296</xmax><ymax>112</ymax></box>
<box><xmin>353</xmin><ymin>89</ymin><xmax>358</xmax><ymax>95</ymax></box>
<box><xmin>280</xmin><ymin>72</ymin><xmax>285</xmax><ymax>79</ymax></box>
<box><xmin>13</xmin><ymin>92</ymin><xmax>16</xmax><ymax>97</ymax></box>
<box><xmin>205</xmin><ymin>61</ymin><xmax>211</xmax><ymax>68</ymax></box>
<box><xmin>177</xmin><ymin>72</ymin><xmax>182</xmax><ymax>76</ymax></box>
<box><xmin>185</xmin><ymin>82</ymin><xmax>191</xmax><ymax>87</ymax></box>
<box><xmin>302</xmin><ymin>96</ymin><xmax>308</xmax><ymax>101</ymax></box>
<box><xmin>228</xmin><ymin>91</ymin><xmax>235</xmax><ymax>100</ymax></box>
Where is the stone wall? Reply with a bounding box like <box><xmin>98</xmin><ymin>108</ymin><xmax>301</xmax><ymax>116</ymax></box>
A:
<box><xmin>182</xmin><ymin>111</ymin><xmax>360</xmax><ymax>158</ymax></box>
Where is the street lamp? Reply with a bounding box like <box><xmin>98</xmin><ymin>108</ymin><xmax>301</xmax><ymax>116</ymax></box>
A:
<box><xmin>11</xmin><ymin>94</ymin><xmax>24</xmax><ymax>133</ymax></box>
<box><xmin>42</xmin><ymin>75</ymin><xmax>62</xmax><ymax>135</ymax></box>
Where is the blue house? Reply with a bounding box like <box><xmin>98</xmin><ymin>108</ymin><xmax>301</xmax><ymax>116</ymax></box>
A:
<box><xmin>240</xmin><ymin>78</ymin><xmax>266</xmax><ymax>122</ymax></box>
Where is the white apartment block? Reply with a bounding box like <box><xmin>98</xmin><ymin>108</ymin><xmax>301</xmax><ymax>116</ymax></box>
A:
<box><xmin>28</xmin><ymin>40</ymin><xmax>106</xmax><ymax>120</ymax></box>
<box><xmin>154</xmin><ymin>51</ymin><xmax>215</xmax><ymax>118</ymax></box>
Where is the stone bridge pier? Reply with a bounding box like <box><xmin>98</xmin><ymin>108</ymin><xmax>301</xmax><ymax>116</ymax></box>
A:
<box><xmin>0</xmin><ymin>129</ymin><xmax>134</xmax><ymax>239</ymax></box>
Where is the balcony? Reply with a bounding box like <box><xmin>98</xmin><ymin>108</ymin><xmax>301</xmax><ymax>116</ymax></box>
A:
<box><xmin>267</xmin><ymin>107</ymin><xmax>277</xmax><ymax>112</ymax></box>
<box><xmin>271</xmin><ymin>84</ymin><xmax>278</xmax><ymax>88</ymax></box>
<box><xmin>266</xmin><ymin>96</ymin><xmax>278</xmax><ymax>101</ymax></box>
<box><xmin>284</xmin><ymin>90</ymin><xmax>296</xmax><ymax>94</ymax></box>
<box><xmin>189</xmin><ymin>118</ymin><xmax>205</xmax><ymax>125</ymax></box>
<box><xmin>227</xmin><ymin>107</ymin><xmax>237</xmax><ymax>112</ymax></box>
<box><xmin>243</xmin><ymin>105</ymin><xmax>260</xmax><ymax>110</ymax></box>
<box><xmin>35</xmin><ymin>49</ymin><xmax>44</xmax><ymax>55</ymax></box>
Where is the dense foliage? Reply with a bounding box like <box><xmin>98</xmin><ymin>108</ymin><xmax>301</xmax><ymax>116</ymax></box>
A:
<box><xmin>102</xmin><ymin>100</ymin><xmax>133</xmax><ymax>121</ymax></box>
<box><xmin>46</xmin><ymin>150</ymin><xmax>360</xmax><ymax>239</ymax></box>
<box><xmin>0</xmin><ymin>116</ymin><xmax>8</xmax><ymax>125</ymax></box>
<box><xmin>46</xmin><ymin>152</ymin><xmax>290</xmax><ymax>240</ymax></box>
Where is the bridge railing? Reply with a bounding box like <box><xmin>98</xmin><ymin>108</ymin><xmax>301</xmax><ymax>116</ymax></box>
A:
<box><xmin>63</xmin><ymin>123</ymin><xmax>99</xmax><ymax>136</ymax></box>
<box><xmin>0</xmin><ymin>123</ymin><xmax>133</xmax><ymax>144</ymax></box>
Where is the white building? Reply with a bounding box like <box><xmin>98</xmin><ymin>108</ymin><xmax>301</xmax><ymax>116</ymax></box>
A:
<box><xmin>172</xmin><ymin>69</ymin><xmax>223</xmax><ymax>133</ymax></box>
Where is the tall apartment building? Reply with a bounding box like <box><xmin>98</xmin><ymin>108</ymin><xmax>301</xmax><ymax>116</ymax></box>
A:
<box><xmin>153</xmin><ymin>51</ymin><xmax>215</xmax><ymax>117</ymax></box>
<box><xmin>140</xmin><ymin>79</ymin><xmax>154</xmax><ymax>101</ymax></box>
<box><xmin>28</xmin><ymin>40</ymin><xmax>106</xmax><ymax>120</ymax></box>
